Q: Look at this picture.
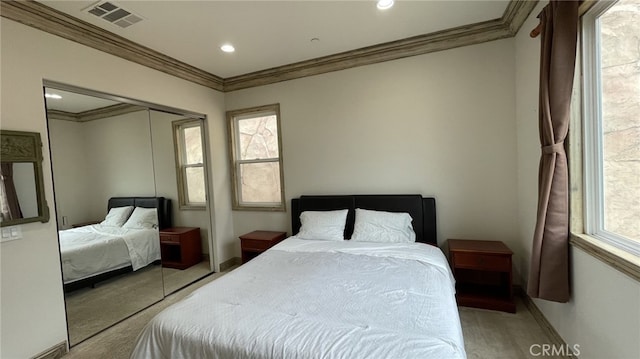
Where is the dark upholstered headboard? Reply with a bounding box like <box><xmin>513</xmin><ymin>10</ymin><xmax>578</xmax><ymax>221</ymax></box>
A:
<box><xmin>291</xmin><ymin>195</ymin><xmax>437</xmax><ymax>246</ymax></box>
<box><xmin>107</xmin><ymin>197</ymin><xmax>172</xmax><ymax>230</ymax></box>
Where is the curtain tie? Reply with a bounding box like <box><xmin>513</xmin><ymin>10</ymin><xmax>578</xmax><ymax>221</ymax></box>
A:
<box><xmin>542</xmin><ymin>142</ymin><xmax>565</xmax><ymax>154</ymax></box>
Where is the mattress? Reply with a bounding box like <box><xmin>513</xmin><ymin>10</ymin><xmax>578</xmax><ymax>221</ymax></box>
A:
<box><xmin>131</xmin><ymin>237</ymin><xmax>466</xmax><ymax>359</ymax></box>
<box><xmin>59</xmin><ymin>224</ymin><xmax>160</xmax><ymax>283</ymax></box>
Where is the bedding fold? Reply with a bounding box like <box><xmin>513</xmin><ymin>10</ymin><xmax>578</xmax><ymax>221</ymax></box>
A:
<box><xmin>59</xmin><ymin>224</ymin><xmax>160</xmax><ymax>283</ymax></box>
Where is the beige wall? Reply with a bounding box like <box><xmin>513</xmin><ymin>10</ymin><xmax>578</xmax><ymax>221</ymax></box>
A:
<box><xmin>226</xmin><ymin>38</ymin><xmax>520</xmax><ymax>258</ymax></box>
<box><xmin>49</xmin><ymin>111</ymin><xmax>157</xmax><ymax>228</ymax></box>
<box><xmin>515</xmin><ymin>3</ymin><xmax>640</xmax><ymax>358</ymax></box>
<box><xmin>84</xmin><ymin>111</ymin><xmax>156</xmax><ymax>216</ymax></box>
<box><xmin>48</xmin><ymin>120</ymin><xmax>90</xmax><ymax>227</ymax></box>
<box><xmin>0</xmin><ymin>18</ymin><xmax>231</xmax><ymax>359</ymax></box>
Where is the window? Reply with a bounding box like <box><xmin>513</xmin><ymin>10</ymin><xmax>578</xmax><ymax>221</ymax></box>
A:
<box><xmin>582</xmin><ymin>0</ymin><xmax>639</xmax><ymax>256</ymax></box>
<box><xmin>227</xmin><ymin>104</ymin><xmax>285</xmax><ymax>211</ymax></box>
<box><xmin>173</xmin><ymin>119</ymin><xmax>206</xmax><ymax>209</ymax></box>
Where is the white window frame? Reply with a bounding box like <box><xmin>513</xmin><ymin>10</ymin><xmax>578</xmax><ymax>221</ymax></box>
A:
<box><xmin>226</xmin><ymin>104</ymin><xmax>285</xmax><ymax>211</ymax></box>
<box><xmin>582</xmin><ymin>0</ymin><xmax>640</xmax><ymax>257</ymax></box>
<box><xmin>173</xmin><ymin>118</ymin><xmax>207</xmax><ymax>209</ymax></box>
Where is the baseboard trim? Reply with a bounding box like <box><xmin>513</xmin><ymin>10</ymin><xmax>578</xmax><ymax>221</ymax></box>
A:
<box><xmin>31</xmin><ymin>341</ymin><xmax>67</xmax><ymax>359</ymax></box>
<box><xmin>220</xmin><ymin>257</ymin><xmax>241</xmax><ymax>272</ymax></box>
<box><xmin>514</xmin><ymin>286</ymin><xmax>575</xmax><ymax>358</ymax></box>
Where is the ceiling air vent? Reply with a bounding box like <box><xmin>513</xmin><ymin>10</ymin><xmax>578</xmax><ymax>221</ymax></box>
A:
<box><xmin>85</xmin><ymin>1</ymin><xmax>143</xmax><ymax>28</ymax></box>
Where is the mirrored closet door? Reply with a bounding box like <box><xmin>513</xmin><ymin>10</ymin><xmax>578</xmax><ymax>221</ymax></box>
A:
<box><xmin>149</xmin><ymin>110</ymin><xmax>213</xmax><ymax>294</ymax></box>
<box><xmin>44</xmin><ymin>83</ymin><xmax>214</xmax><ymax>346</ymax></box>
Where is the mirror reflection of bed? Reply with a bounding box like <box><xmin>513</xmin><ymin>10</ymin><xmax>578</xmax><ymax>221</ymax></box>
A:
<box><xmin>44</xmin><ymin>84</ymin><xmax>214</xmax><ymax>346</ymax></box>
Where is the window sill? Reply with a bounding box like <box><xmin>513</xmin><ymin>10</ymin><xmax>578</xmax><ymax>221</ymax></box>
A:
<box><xmin>178</xmin><ymin>205</ymin><xmax>207</xmax><ymax>211</ymax></box>
<box><xmin>570</xmin><ymin>233</ymin><xmax>640</xmax><ymax>282</ymax></box>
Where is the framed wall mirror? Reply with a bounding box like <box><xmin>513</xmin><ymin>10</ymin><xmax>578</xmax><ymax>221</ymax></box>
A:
<box><xmin>0</xmin><ymin>130</ymin><xmax>50</xmax><ymax>226</ymax></box>
<box><xmin>43</xmin><ymin>81</ymin><xmax>214</xmax><ymax>346</ymax></box>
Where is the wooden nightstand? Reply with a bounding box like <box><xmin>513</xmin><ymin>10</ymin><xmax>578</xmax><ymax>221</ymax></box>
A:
<box><xmin>160</xmin><ymin>227</ymin><xmax>202</xmax><ymax>270</ymax></box>
<box><xmin>239</xmin><ymin>230</ymin><xmax>287</xmax><ymax>264</ymax></box>
<box><xmin>448</xmin><ymin>239</ymin><xmax>515</xmax><ymax>313</ymax></box>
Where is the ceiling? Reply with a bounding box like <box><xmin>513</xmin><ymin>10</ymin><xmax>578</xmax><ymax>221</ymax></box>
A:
<box><xmin>39</xmin><ymin>0</ymin><xmax>511</xmax><ymax>79</ymax></box>
<box><xmin>44</xmin><ymin>88</ymin><xmax>119</xmax><ymax>113</ymax></box>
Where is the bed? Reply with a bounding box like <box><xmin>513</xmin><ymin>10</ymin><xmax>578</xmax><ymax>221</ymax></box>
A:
<box><xmin>60</xmin><ymin>196</ymin><xmax>171</xmax><ymax>292</ymax></box>
<box><xmin>131</xmin><ymin>194</ymin><xmax>466</xmax><ymax>359</ymax></box>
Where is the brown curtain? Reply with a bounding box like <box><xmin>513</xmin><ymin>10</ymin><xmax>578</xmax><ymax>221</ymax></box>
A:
<box><xmin>527</xmin><ymin>0</ymin><xmax>578</xmax><ymax>303</ymax></box>
<box><xmin>0</xmin><ymin>163</ymin><xmax>23</xmax><ymax>220</ymax></box>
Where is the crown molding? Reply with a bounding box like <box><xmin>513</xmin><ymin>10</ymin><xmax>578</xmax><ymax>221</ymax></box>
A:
<box><xmin>1</xmin><ymin>0</ymin><xmax>225</xmax><ymax>91</ymax></box>
<box><xmin>502</xmin><ymin>0</ymin><xmax>540</xmax><ymax>35</ymax></box>
<box><xmin>2</xmin><ymin>0</ymin><xmax>538</xmax><ymax>93</ymax></box>
<box><xmin>46</xmin><ymin>103</ymin><xmax>146</xmax><ymax>122</ymax></box>
<box><xmin>224</xmin><ymin>19</ymin><xmax>508</xmax><ymax>91</ymax></box>
<box><xmin>45</xmin><ymin>110</ymin><xmax>77</xmax><ymax>122</ymax></box>
<box><xmin>225</xmin><ymin>0</ymin><xmax>537</xmax><ymax>91</ymax></box>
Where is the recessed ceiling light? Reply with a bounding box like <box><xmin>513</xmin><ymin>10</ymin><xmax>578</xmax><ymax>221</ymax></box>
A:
<box><xmin>377</xmin><ymin>0</ymin><xmax>394</xmax><ymax>10</ymax></box>
<box><xmin>45</xmin><ymin>93</ymin><xmax>62</xmax><ymax>99</ymax></box>
<box><xmin>220</xmin><ymin>44</ymin><xmax>235</xmax><ymax>53</ymax></box>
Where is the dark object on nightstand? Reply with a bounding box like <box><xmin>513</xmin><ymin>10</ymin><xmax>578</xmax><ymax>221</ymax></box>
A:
<box><xmin>448</xmin><ymin>239</ymin><xmax>516</xmax><ymax>313</ymax></box>
<box><xmin>160</xmin><ymin>227</ymin><xmax>202</xmax><ymax>269</ymax></box>
<box><xmin>240</xmin><ymin>230</ymin><xmax>287</xmax><ymax>264</ymax></box>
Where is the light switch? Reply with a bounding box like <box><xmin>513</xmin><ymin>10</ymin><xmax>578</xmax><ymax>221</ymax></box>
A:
<box><xmin>1</xmin><ymin>226</ymin><xmax>22</xmax><ymax>242</ymax></box>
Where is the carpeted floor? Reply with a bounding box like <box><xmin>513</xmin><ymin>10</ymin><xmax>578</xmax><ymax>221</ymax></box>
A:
<box><xmin>65</xmin><ymin>260</ymin><xmax>212</xmax><ymax>346</ymax></box>
<box><xmin>162</xmin><ymin>260</ymin><xmax>212</xmax><ymax>294</ymax></box>
<box><xmin>65</xmin><ymin>265</ymin><xmax>164</xmax><ymax>346</ymax></box>
<box><xmin>64</xmin><ymin>268</ymin><xmax>560</xmax><ymax>359</ymax></box>
<box><xmin>64</xmin><ymin>269</ymin><xmax>231</xmax><ymax>359</ymax></box>
<box><xmin>459</xmin><ymin>299</ymin><xmax>563</xmax><ymax>359</ymax></box>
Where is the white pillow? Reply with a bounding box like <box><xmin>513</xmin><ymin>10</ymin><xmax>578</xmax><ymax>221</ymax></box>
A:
<box><xmin>100</xmin><ymin>206</ymin><xmax>134</xmax><ymax>227</ymax></box>
<box><xmin>122</xmin><ymin>207</ymin><xmax>158</xmax><ymax>229</ymax></box>
<box><xmin>350</xmin><ymin>208</ymin><xmax>416</xmax><ymax>243</ymax></box>
<box><xmin>297</xmin><ymin>209</ymin><xmax>348</xmax><ymax>241</ymax></box>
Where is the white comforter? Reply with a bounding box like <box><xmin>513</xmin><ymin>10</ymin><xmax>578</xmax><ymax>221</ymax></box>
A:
<box><xmin>59</xmin><ymin>224</ymin><xmax>160</xmax><ymax>283</ymax></box>
<box><xmin>130</xmin><ymin>237</ymin><xmax>466</xmax><ymax>359</ymax></box>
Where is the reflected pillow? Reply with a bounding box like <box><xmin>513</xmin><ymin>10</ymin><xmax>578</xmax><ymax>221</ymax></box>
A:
<box><xmin>351</xmin><ymin>208</ymin><xmax>416</xmax><ymax>243</ymax></box>
<box><xmin>122</xmin><ymin>207</ymin><xmax>158</xmax><ymax>229</ymax></box>
<box><xmin>297</xmin><ymin>209</ymin><xmax>348</xmax><ymax>241</ymax></box>
<box><xmin>100</xmin><ymin>206</ymin><xmax>134</xmax><ymax>227</ymax></box>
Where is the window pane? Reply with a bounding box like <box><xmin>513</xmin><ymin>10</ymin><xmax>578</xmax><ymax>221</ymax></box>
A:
<box><xmin>239</xmin><ymin>162</ymin><xmax>281</xmax><ymax>204</ymax></box>
<box><xmin>183</xmin><ymin>126</ymin><xmax>203</xmax><ymax>165</ymax></box>
<box><xmin>238</xmin><ymin>115</ymin><xmax>279</xmax><ymax>160</ymax></box>
<box><xmin>599</xmin><ymin>0</ymin><xmax>640</xmax><ymax>241</ymax></box>
<box><xmin>185</xmin><ymin>166</ymin><xmax>206</xmax><ymax>204</ymax></box>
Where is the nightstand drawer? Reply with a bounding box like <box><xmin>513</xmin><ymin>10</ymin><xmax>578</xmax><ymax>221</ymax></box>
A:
<box><xmin>241</xmin><ymin>239</ymin><xmax>273</xmax><ymax>251</ymax></box>
<box><xmin>160</xmin><ymin>234</ymin><xmax>180</xmax><ymax>243</ymax></box>
<box><xmin>453</xmin><ymin>253</ymin><xmax>511</xmax><ymax>272</ymax></box>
